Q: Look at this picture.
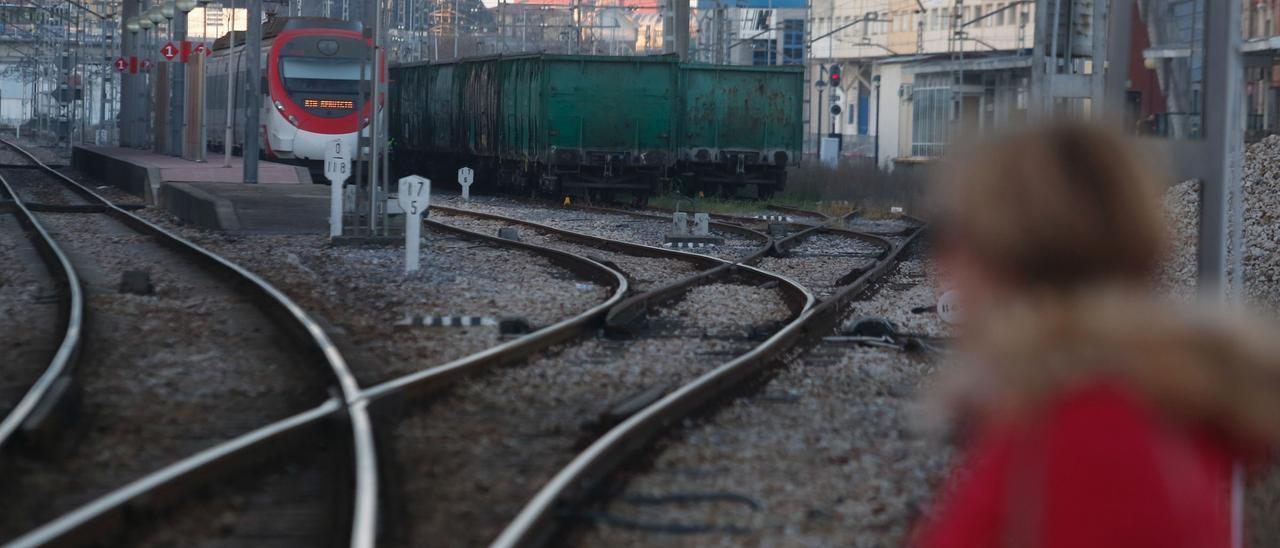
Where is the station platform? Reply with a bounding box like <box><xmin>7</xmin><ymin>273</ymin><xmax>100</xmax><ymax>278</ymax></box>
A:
<box><xmin>72</xmin><ymin>145</ymin><xmax>328</xmax><ymax>234</ymax></box>
<box><xmin>160</xmin><ymin>182</ymin><xmax>330</xmax><ymax>233</ymax></box>
<box><xmin>71</xmin><ymin>145</ymin><xmax>312</xmax><ymax>202</ymax></box>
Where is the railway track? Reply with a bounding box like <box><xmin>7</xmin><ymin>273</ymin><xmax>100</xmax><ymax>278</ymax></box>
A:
<box><xmin>357</xmin><ymin>204</ymin><xmax>808</xmax><ymax>545</ymax></box>
<box><xmin>435</xmin><ymin>195</ymin><xmax>771</xmax><ymax>263</ymax></box>
<box><xmin>0</xmin><ymin>150</ymin><xmax>83</xmax><ymax>453</ymax></box>
<box><xmin>7</xmin><ymin>161</ymin><xmax>631</xmax><ymax>547</ymax></box>
<box><xmin>490</xmin><ymin>211</ymin><xmax>924</xmax><ymax>546</ymax></box>
<box><xmin>7</xmin><ymin>158</ymin><xmax>920</xmax><ymax>547</ymax></box>
<box><xmin>565</xmin><ymin>237</ymin><xmax>946</xmax><ymax>546</ymax></box>
<box><xmin>0</xmin><ymin>138</ymin><xmax>375</xmax><ymax>547</ymax></box>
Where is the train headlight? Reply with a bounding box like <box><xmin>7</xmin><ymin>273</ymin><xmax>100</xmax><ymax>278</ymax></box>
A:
<box><xmin>287</xmin><ymin>115</ymin><xmax>299</xmax><ymax>127</ymax></box>
<box><xmin>274</xmin><ymin>100</ymin><xmax>285</xmax><ymax>111</ymax></box>
<box><xmin>317</xmin><ymin>39</ymin><xmax>340</xmax><ymax>56</ymax></box>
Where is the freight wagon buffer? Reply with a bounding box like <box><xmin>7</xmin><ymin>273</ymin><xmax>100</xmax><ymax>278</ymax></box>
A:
<box><xmin>391</xmin><ymin>55</ymin><xmax>679</xmax><ymax>200</ymax></box>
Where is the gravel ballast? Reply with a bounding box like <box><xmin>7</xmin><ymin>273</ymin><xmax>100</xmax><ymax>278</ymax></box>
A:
<box><xmin>569</xmin><ymin>245</ymin><xmax>950</xmax><ymax>547</ymax></box>
<box><xmin>384</xmin><ymin>281</ymin><xmax>795</xmax><ymax>547</ymax></box>
<box><xmin>756</xmin><ymin>232</ymin><xmax>884</xmax><ymax>299</ymax></box>
<box><xmin>437</xmin><ymin>195</ymin><xmax>767</xmax><ymax>261</ymax></box>
<box><xmin>429</xmin><ymin>209</ymin><xmax>703</xmax><ymax>293</ymax></box>
<box><xmin>0</xmin><ymin>212</ymin><xmax>328</xmax><ymax>542</ymax></box>
<box><xmin>0</xmin><ymin>214</ymin><xmax>61</xmax><ymax>420</ymax></box>
<box><xmin>133</xmin><ymin>209</ymin><xmax>611</xmax><ymax>386</ymax></box>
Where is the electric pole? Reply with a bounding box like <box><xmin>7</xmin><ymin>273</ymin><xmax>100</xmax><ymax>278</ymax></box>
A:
<box><xmin>243</xmin><ymin>0</ymin><xmax>261</xmax><ymax>183</ymax></box>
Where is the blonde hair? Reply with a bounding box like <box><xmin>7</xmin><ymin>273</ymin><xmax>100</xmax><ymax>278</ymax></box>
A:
<box><xmin>930</xmin><ymin>124</ymin><xmax>1280</xmax><ymax>444</ymax></box>
<box><xmin>936</xmin><ymin>123</ymin><xmax>1169</xmax><ymax>290</ymax></box>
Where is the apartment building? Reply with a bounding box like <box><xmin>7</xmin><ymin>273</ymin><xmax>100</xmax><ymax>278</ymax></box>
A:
<box><xmin>805</xmin><ymin>0</ymin><xmax>1038</xmax><ymax>168</ymax></box>
<box><xmin>1243</xmin><ymin>0</ymin><xmax>1280</xmax><ymax>139</ymax></box>
<box><xmin>692</xmin><ymin>0</ymin><xmax>807</xmax><ymax>66</ymax></box>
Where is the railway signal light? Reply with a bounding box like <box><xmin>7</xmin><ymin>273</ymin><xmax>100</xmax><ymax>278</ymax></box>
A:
<box><xmin>828</xmin><ymin>64</ymin><xmax>841</xmax><ymax>88</ymax></box>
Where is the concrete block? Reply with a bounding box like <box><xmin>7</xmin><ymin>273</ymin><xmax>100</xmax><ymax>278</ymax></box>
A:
<box><xmin>671</xmin><ymin>212</ymin><xmax>688</xmax><ymax>235</ymax></box>
<box><xmin>692</xmin><ymin>213</ymin><xmax>710</xmax><ymax>236</ymax></box>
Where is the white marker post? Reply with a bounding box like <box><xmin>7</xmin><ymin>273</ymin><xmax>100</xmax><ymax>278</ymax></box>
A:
<box><xmin>398</xmin><ymin>175</ymin><xmax>431</xmax><ymax>273</ymax></box>
<box><xmin>324</xmin><ymin>140</ymin><xmax>351</xmax><ymax>238</ymax></box>
<box><xmin>937</xmin><ymin>289</ymin><xmax>962</xmax><ymax>325</ymax></box>
<box><xmin>457</xmin><ymin>166</ymin><xmax>474</xmax><ymax>201</ymax></box>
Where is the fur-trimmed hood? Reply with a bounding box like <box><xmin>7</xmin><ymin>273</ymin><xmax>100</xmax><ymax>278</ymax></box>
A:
<box><xmin>931</xmin><ymin>289</ymin><xmax>1280</xmax><ymax>450</ymax></box>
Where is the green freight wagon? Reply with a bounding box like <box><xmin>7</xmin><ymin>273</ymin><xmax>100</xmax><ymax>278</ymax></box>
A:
<box><xmin>391</xmin><ymin>54</ymin><xmax>680</xmax><ymax>198</ymax></box>
<box><xmin>676</xmin><ymin>63</ymin><xmax>804</xmax><ymax>198</ymax></box>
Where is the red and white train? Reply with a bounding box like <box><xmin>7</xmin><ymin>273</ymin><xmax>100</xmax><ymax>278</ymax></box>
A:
<box><xmin>207</xmin><ymin>17</ymin><xmax>384</xmax><ymax>164</ymax></box>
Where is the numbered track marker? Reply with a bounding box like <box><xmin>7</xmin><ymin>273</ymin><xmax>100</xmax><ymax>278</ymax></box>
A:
<box><xmin>458</xmin><ymin>166</ymin><xmax>474</xmax><ymax>201</ymax></box>
<box><xmin>325</xmin><ymin>140</ymin><xmax>351</xmax><ymax>238</ymax></box>
<box><xmin>398</xmin><ymin>175</ymin><xmax>431</xmax><ymax>273</ymax></box>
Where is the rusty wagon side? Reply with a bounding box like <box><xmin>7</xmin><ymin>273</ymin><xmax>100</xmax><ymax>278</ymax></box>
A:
<box><xmin>676</xmin><ymin>63</ymin><xmax>805</xmax><ymax>198</ymax></box>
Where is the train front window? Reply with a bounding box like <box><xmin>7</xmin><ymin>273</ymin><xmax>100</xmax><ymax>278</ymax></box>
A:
<box><xmin>279</xmin><ymin>57</ymin><xmax>369</xmax><ymax>96</ymax></box>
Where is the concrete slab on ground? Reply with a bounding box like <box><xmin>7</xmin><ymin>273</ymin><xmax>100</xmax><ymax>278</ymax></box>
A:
<box><xmin>72</xmin><ymin>145</ymin><xmax>311</xmax><ymax>203</ymax></box>
<box><xmin>160</xmin><ymin>182</ymin><xmax>331</xmax><ymax>234</ymax></box>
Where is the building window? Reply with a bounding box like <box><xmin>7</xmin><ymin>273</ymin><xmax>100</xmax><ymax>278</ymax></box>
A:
<box><xmin>996</xmin><ymin>3</ymin><xmax>1005</xmax><ymax>25</ymax></box>
<box><xmin>752</xmin><ymin>39</ymin><xmax>776</xmax><ymax>65</ymax></box>
<box><xmin>912</xmin><ymin>73</ymin><xmax>952</xmax><ymax>158</ymax></box>
<box><xmin>783</xmin><ymin>19</ymin><xmax>804</xmax><ymax>65</ymax></box>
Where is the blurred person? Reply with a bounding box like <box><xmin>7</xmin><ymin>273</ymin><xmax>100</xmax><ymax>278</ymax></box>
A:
<box><xmin>912</xmin><ymin>124</ymin><xmax>1280</xmax><ymax>548</ymax></box>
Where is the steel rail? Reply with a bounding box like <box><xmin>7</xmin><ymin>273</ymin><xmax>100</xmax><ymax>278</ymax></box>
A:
<box><xmin>430</xmin><ymin>205</ymin><xmax>728</xmax><ymax>270</ymax></box>
<box><xmin>359</xmin><ymin>217</ymin><xmax>630</xmax><ymax>404</ymax></box>
<box><xmin>5</xmin><ymin>400</ymin><xmax>344</xmax><ymax>547</ymax></box>
<box><xmin>492</xmin><ymin>222</ymin><xmax>924</xmax><ymax>547</ymax></box>
<box><xmin>0</xmin><ymin>138</ymin><xmax>379</xmax><ymax>547</ymax></box>
<box><xmin>0</xmin><ymin>160</ymin><xmax>84</xmax><ymax>451</ymax></box>
<box><xmin>635</xmin><ymin>202</ymin><xmax>837</xmax><ymax>228</ymax></box>
<box><xmin>509</xmin><ymin>201</ymin><xmax>890</xmax><ymax>324</ymax></box>
<box><xmin>7</xmin><ymin>192</ymin><xmax>630</xmax><ymax>547</ymax></box>
<box><xmin>426</xmin><ymin>206</ymin><xmax>804</xmax><ymax>333</ymax></box>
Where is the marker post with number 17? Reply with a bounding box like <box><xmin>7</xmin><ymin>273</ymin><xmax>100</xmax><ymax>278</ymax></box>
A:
<box><xmin>325</xmin><ymin>140</ymin><xmax>351</xmax><ymax>238</ymax></box>
<box><xmin>398</xmin><ymin>175</ymin><xmax>431</xmax><ymax>273</ymax></box>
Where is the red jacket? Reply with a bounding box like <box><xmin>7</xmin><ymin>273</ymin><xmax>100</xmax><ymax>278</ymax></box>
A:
<box><xmin>913</xmin><ymin>383</ymin><xmax>1240</xmax><ymax>548</ymax></box>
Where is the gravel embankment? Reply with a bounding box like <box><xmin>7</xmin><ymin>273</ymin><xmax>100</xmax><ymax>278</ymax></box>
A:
<box><xmin>569</xmin><ymin>245</ymin><xmax>950</xmax><ymax>547</ymax></box>
<box><xmin>429</xmin><ymin>209</ymin><xmax>703</xmax><ymax>293</ymax></box>
<box><xmin>755</xmin><ymin>232</ymin><xmax>883</xmax><ymax>299</ymax></box>
<box><xmin>384</xmin><ymin>281</ymin><xmax>794</xmax><ymax>547</ymax></box>
<box><xmin>0</xmin><ymin>214</ymin><xmax>60</xmax><ymax>419</ymax></box>
<box><xmin>1241</xmin><ymin>136</ymin><xmax>1280</xmax><ymax>307</ymax></box>
<box><xmin>1160</xmin><ymin>179</ymin><xmax>1199</xmax><ymax>296</ymax></box>
<box><xmin>1161</xmin><ymin>137</ymin><xmax>1280</xmax><ymax>548</ymax></box>
<box><xmin>437</xmin><ymin>195</ymin><xmax>767</xmax><ymax>261</ymax></box>
<box><xmin>133</xmin><ymin>209</ymin><xmax>611</xmax><ymax>386</ymax></box>
<box><xmin>1239</xmin><ymin>137</ymin><xmax>1280</xmax><ymax>548</ymax></box>
<box><xmin>0</xmin><ymin>212</ymin><xmax>328</xmax><ymax>542</ymax></box>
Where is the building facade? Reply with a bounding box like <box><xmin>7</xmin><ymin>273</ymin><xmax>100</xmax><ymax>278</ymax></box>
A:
<box><xmin>692</xmin><ymin>0</ymin><xmax>807</xmax><ymax>66</ymax></box>
<box><xmin>806</xmin><ymin>0</ymin><xmax>1038</xmax><ymax>168</ymax></box>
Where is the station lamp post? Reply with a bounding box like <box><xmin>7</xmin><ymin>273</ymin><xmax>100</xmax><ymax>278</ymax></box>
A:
<box><xmin>167</xmin><ymin>0</ymin><xmax>197</xmax><ymax>159</ymax></box>
<box><xmin>148</xmin><ymin>5</ymin><xmax>166</xmax><ymax>151</ymax></box>
<box><xmin>140</xmin><ymin>9</ymin><xmax>157</xmax><ymax>150</ymax></box>
<box><xmin>124</xmin><ymin>17</ymin><xmax>141</xmax><ymax>147</ymax></box>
